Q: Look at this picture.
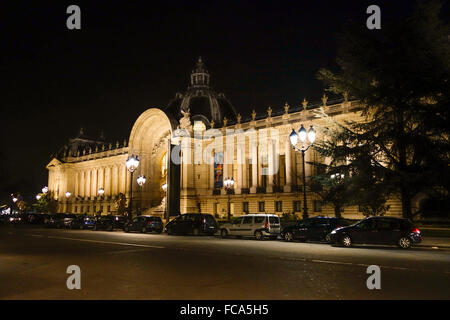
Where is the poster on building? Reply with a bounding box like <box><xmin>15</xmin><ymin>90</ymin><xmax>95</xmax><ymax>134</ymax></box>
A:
<box><xmin>214</xmin><ymin>152</ymin><xmax>223</xmax><ymax>189</ymax></box>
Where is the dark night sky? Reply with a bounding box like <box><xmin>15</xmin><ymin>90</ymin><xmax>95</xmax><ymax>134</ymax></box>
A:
<box><xmin>0</xmin><ymin>0</ymin><xmax>441</xmax><ymax>201</ymax></box>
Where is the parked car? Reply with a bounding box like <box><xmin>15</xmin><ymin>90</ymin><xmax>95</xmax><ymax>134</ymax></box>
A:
<box><xmin>82</xmin><ymin>215</ymin><xmax>97</xmax><ymax>229</ymax></box>
<box><xmin>281</xmin><ymin>216</ymin><xmax>351</xmax><ymax>242</ymax></box>
<box><xmin>164</xmin><ymin>213</ymin><xmax>217</xmax><ymax>236</ymax></box>
<box><xmin>92</xmin><ymin>215</ymin><xmax>115</xmax><ymax>231</ymax></box>
<box><xmin>124</xmin><ymin>215</ymin><xmax>163</xmax><ymax>233</ymax></box>
<box><xmin>220</xmin><ymin>214</ymin><xmax>281</xmax><ymax>240</ymax></box>
<box><xmin>64</xmin><ymin>214</ymin><xmax>86</xmax><ymax>229</ymax></box>
<box><xmin>328</xmin><ymin>216</ymin><xmax>422</xmax><ymax>249</ymax></box>
<box><xmin>27</xmin><ymin>213</ymin><xmax>49</xmax><ymax>225</ymax></box>
<box><xmin>6</xmin><ymin>214</ymin><xmax>23</xmax><ymax>224</ymax></box>
<box><xmin>44</xmin><ymin>214</ymin><xmax>65</xmax><ymax>228</ymax></box>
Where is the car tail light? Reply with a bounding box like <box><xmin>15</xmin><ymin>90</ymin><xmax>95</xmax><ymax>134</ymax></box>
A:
<box><xmin>412</xmin><ymin>227</ymin><xmax>421</xmax><ymax>234</ymax></box>
<box><xmin>264</xmin><ymin>221</ymin><xmax>269</xmax><ymax>229</ymax></box>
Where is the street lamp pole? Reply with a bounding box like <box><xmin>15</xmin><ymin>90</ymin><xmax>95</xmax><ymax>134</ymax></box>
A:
<box><xmin>98</xmin><ymin>188</ymin><xmax>105</xmax><ymax>214</ymax></box>
<box><xmin>137</xmin><ymin>175</ymin><xmax>146</xmax><ymax>215</ymax></box>
<box><xmin>126</xmin><ymin>154</ymin><xmax>140</xmax><ymax>222</ymax></box>
<box><xmin>65</xmin><ymin>191</ymin><xmax>71</xmax><ymax>213</ymax></box>
<box><xmin>223</xmin><ymin>177</ymin><xmax>234</xmax><ymax>221</ymax></box>
<box><xmin>289</xmin><ymin>124</ymin><xmax>316</xmax><ymax>219</ymax></box>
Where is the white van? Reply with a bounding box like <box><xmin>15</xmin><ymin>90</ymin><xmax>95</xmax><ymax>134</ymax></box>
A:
<box><xmin>219</xmin><ymin>214</ymin><xmax>281</xmax><ymax>240</ymax></box>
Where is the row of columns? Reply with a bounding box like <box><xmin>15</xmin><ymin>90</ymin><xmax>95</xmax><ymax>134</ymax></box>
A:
<box><xmin>73</xmin><ymin>165</ymin><xmax>129</xmax><ymax>198</ymax></box>
<box><xmin>183</xmin><ymin>132</ymin><xmax>313</xmax><ymax>195</ymax></box>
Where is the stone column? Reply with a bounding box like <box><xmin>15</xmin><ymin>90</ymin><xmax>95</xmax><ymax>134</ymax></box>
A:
<box><xmin>85</xmin><ymin>170</ymin><xmax>91</xmax><ymax>199</ymax></box>
<box><xmin>284</xmin><ymin>136</ymin><xmax>292</xmax><ymax>192</ymax></box>
<box><xmin>98</xmin><ymin>167</ymin><xmax>104</xmax><ymax>190</ymax></box>
<box><xmin>92</xmin><ymin>169</ymin><xmax>98</xmax><ymax>196</ymax></box>
<box><xmin>105</xmin><ymin>166</ymin><xmax>111</xmax><ymax>196</ymax></box>
<box><xmin>250</xmin><ymin>141</ymin><xmax>258</xmax><ymax>193</ymax></box>
<box><xmin>80</xmin><ymin>171</ymin><xmax>85</xmax><ymax>197</ymax></box>
<box><xmin>266</xmin><ymin>139</ymin><xmax>274</xmax><ymax>193</ymax></box>
<box><xmin>74</xmin><ymin>172</ymin><xmax>79</xmax><ymax>197</ymax></box>
<box><xmin>236</xmin><ymin>141</ymin><xmax>243</xmax><ymax>194</ymax></box>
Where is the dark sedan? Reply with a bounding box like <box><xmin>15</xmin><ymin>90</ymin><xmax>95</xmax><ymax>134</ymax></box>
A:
<box><xmin>44</xmin><ymin>214</ymin><xmax>65</xmax><ymax>228</ymax></box>
<box><xmin>164</xmin><ymin>213</ymin><xmax>217</xmax><ymax>236</ymax></box>
<box><xmin>328</xmin><ymin>216</ymin><xmax>422</xmax><ymax>249</ymax></box>
<box><xmin>281</xmin><ymin>216</ymin><xmax>351</xmax><ymax>242</ymax></box>
<box><xmin>92</xmin><ymin>215</ymin><xmax>126</xmax><ymax>231</ymax></box>
<box><xmin>64</xmin><ymin>214</ymin><xmax>86</xmax><ymax>229</ymax></box>
<box><xmin>124</xmin><ymin>215</ymin><xmax>163</xmax><ymax>233</ymax></box>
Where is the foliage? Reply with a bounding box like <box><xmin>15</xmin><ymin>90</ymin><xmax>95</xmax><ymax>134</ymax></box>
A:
<box><xmin>316</xmin><ymin>0</ymin><xmax>450</xmax><ymax>219</ymax></box>
<box><xmin>33</xmin><ymin>191</ymin><xmax>58</xmax><ymax>214</ymax></box>
<box><xmin>114</xmin><ymin>193</ymin><xmax>127</xmax><ymax>215</ymax></box>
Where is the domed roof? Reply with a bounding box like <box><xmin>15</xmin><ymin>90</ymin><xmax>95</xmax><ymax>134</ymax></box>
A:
<box><xmin>165</xmin><ymin>57</ymin><xmax>237</xmax><ymax>127</ymax></box>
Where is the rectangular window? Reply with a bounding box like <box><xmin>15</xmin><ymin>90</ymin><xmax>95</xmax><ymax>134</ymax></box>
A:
<box><xmin>314</xmin><ymin>200</ymin><xmax>322</xmax><ymax>212</ymax></box>
<box><xmin>107</xmin><ymin>205</ymin><xmax>111</xmax><ymax>212</ymax></box>
<box><xmin>275</xmin><ymin>201</ymin><xmax>282</xmax><ymax>212</ymax></box>
<box><xmin>74</xmin><ymin>206</ymin><xmax>78</xmax><ymax>213</ymax></box>
<box><xmin>87</xmin><ymin>206</ymin><xmax>90</xmax><ymax>213</ymax></box>
<box><xmin>243</xmin><ymin>202</ymin><xmax>249</xmax><ymax>214</ymax></box>
<box><xmin>258</xmin><ymin>201</ymin><xmax>265</xmax><ymax>212</ymax></box>
<box><xmin>293</xmin><ymin>201</ymin><xmax>301</xmax><ymax>212</ymax></box>
<box><xmin>213</xmin><ymin>203</ymin><xmax>218</xmax><ymax>215</ymax></box>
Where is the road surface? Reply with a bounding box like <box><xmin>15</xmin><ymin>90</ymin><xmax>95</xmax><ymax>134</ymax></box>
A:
<box><xmin>1</xmin><ymin>225</ymin><xmax>449</xmax><ymax>299</ymax></box>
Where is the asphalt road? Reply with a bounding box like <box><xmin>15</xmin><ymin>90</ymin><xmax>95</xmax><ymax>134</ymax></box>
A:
<box><xmin>1</xmin><ymin>225</ymin><xmax>449</xmax><ymax>299</ymax></box>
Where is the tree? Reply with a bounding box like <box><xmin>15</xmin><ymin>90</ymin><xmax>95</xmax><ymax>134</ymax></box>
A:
<box><xmin>33</xmin><ymin>191</ymin><xmax>58</xmax><ymax>214</ymax></box>
<box><xmin>317</xmin><ymin>0</ymin><xmax>450</xmax><ymax>219</ymax></box>
<box><xmin>114</xmin><ymin>193</ymin><xmax>127</xmax><ymax>215</ymax></box>
<box><xmin>309</xmin><ymin>171</ymin><xmax>352</xmax><ymax>218</ymax></box>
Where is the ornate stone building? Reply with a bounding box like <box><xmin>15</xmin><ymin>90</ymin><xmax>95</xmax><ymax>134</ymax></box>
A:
<box><xmin>46</xmin><ymin>58</ymin><xmax>402</xmax><ymax>219</ymax></box>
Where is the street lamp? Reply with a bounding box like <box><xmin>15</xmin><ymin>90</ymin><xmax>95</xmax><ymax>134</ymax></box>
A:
<box><xmin>126</xmin><ymin>154</ymin><xmax>140</xmax><ymax>221</ymax></box>
<box><xmin>12</xmin><ymin>197</ymin><xmax>18</xmax><ymax>203</ymax></box>
<box><xmin>42</xmin><ymin>186</ymin><xmax>48</xmax><ymax>194</ymax></box>
<box><xmin>98</xmin><ymin>188</ymin><xmax>105</xmax><ymax>197</ymax></box>
<box><xmin>289</xmin><ymin>124</ymin><xmax>316</xmax><ymax>219</ymax></box>
<box><xmin>223</xmin><ymin>177</ymin><xmax>235</xmax><ymax>221</ymax></box>
<box><xmin>136</xmin><ymin>175</ymin><xmax>146</xmax><ymax>215</ymax></box>
<box><xmin>65</xmin><ymin>191</ymin><xmax>71</xmax><ymax>213</ymax></box>
<box><xmin>36</xmin><ymin>194</ymin><xmax>41</xmax><ymax>201</ymax></box>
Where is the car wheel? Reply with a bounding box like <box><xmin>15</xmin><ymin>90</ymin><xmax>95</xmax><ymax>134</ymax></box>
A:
<box><xmin>324</xmin><ymin>234</ymin><xmax>331</xmax><ymax>243</ymax></box>
<box><xmin>108</xmin><ymin>225</ymin><xmax>113</xmax><ymax>231</ymax></box>
<box><xmin>124</xmin><ymin>226</ymin><xmax>129</xmax><ymax>233</ymax></box>
<box><xmin>284</xmin><ymin>231</ymin><xmax>294</xmax><ymax>242</ymax></box>
<box><xmin>341</xmin><ymin>235</ymin><xmax>352</xmax><ymax>247</ymax></box>
<box><xmin>220</xmin><ymin>229</ymin><xmax>228</xmax><ymax>238</ymax></box>
<box><xmin>93</xmin><ymin>225</ymin><xmax>97</xmax><ymax>231</ymax></box>
<box><xmin>193</xmin><ymin>228</ymin><xmax>199</xmax><ymax>236</ymax></box>
<box><xmin>398</xmin><ymin>237</ymin><xmax>411</xmax><ymax>249</ymax></box>
<box><xmin>254</xmin><ymin>230</ymin><xmax>264</xmax><ymax>241</ymax></box>
<box><xmin>141</xmin><ymin>227</ymin><xmax>147</xmax><ymax>233</ymax></box>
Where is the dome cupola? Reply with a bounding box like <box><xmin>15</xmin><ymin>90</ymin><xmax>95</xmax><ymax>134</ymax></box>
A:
<box><xmin>166</xmin><ymin>57</ymin><xmax>237</xmax><ymax>127</ymax></box>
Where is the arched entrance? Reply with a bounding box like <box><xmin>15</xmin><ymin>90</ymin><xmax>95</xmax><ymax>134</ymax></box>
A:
<box><xmin>128</xmin><ymin>108</ymin><xmax>175</xmax><ymax>214</ymax></box>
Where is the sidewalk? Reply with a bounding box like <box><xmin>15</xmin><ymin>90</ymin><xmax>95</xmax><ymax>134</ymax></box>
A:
<box><xmin>416</xmin><ymin>237</ymin><xmax>450</xmax><ymax>249</ymax></box>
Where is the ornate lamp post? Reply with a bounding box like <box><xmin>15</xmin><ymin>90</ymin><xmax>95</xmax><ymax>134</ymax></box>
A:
<box><xmin>136</xmin><ymin>175</ymin><xmax>146</xmax><ymax>215</ymax></box>
<box><xmin>65</xmin><ymin>191</ymin><xmax>71</xmax><ymax>213</ymax></box>
<box><xmin>97</xmin><ymin>188</ymin><xmax>105</xmax><ymax>214</ymax></box>
<box><xmin>223</xmin><ymin>177</ymin><xmax>235</xmax><ymax>221</ymax></box>
<box><xmin>42</xmin><ymin>186</ymin><xmax>48</xmax><ymax>194</ymax></box>
<box><xmin>125</xmin><ymin>154</ymin><xmax>140</xmax><ymax>221</ymax></box>
<box><xmin>36</xmin><ymin>194</ymin><xmax>41</xmax><ymax>201</ymax></box>
<box><xmin>289</xmin><ymin>124</ymin><xmax>316</xmax><ymax>219</ymax></box>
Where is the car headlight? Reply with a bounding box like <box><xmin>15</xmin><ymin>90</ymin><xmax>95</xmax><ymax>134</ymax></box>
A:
<box><xmin>331</xmin><ymin>230</ymin><xmax>337</xmax><ymax>234</ymax></box>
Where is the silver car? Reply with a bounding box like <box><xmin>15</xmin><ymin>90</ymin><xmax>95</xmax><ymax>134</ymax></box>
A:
<box><xmin>220</xmin><ymin>214</ymin><xmax>281</xmax><ymax>240</ymax></box>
